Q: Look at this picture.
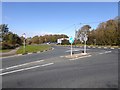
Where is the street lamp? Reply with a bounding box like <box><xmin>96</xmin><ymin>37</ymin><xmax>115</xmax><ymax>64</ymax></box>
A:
<box><xmin>22</xmin><ymin>33</ymin><xmax>26</xmax><ymax>53</ymax></box>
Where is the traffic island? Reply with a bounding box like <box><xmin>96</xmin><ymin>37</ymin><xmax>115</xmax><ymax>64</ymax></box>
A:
<box><xmin>64</xmin><ymin>53</ymin><xmax>90</xmax><ymax>59</ymax></box>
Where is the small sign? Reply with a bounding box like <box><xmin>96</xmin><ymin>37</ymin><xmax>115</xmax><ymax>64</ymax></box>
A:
<box><xmin>69</xmin><ymin>37</ymin><xmax>74</xmax><ymax>44</ymax></box>
<box><xmin>22</xmin><ymin>33</ymin><xmax>26</xmax><ymax>38</ymax></box>
<box><xmin>84</xmin><ymin>34</ymin><xmax>88</xmax><ymax>41</ymax></box>
<box><xmin>84</xmin><ymin>36</ymin><xmax>88</xmax><ymax>41</ymax></box>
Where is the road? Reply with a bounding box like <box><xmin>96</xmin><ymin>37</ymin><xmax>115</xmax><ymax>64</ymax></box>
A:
<box><xmin>1</xmin><ymin>46</ymin><xmax>119</xmax><ymax>88</ymax></box>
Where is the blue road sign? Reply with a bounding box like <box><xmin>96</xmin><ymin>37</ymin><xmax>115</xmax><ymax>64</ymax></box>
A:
<box><xmin>69</xmin><ymin>37</ymin><xmax>74</xmax><ymax>44</ymax></box>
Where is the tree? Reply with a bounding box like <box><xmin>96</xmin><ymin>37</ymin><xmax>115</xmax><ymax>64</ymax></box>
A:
<box><xmin>0</xmin><ymin>24</ymin><xmax>22</xmax><ymax>49</ymax></box>
<box><xmin>77</xmin><ymin>25</ymin><xmax>91</xmax><ymax>38</ymax></box>
<box><xmin>31</xmin><ymin>36</ymin><xmax>39</xmax><ymax>44</ymax></box>
<box><xmin>0</xmin><ymin>24</ymin><xmax>9</xmax><ymax>42</ymax></box>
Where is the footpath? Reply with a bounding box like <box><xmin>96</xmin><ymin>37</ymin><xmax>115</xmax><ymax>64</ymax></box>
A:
<box><xmin>0</xmin><ymin>47</ymin><xmax>20</xmax><ymax>57</ymax></box>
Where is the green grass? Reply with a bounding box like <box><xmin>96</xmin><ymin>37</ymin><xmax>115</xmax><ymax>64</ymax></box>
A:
<box><xmin>16</xmin><ymin>45</ymin><xmax>51</xmax><ymax>54</ymax></box>
<box><xmin>0</xmin><ymin>49</ymin><xmax>13</xmax><ymax>53</ymax></box>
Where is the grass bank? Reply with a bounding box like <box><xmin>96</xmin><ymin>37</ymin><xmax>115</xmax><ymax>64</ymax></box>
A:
<box><xmin>17</xmin><ymin>45</ymin><xmax>51</xmax><ymax>54</ymax></box>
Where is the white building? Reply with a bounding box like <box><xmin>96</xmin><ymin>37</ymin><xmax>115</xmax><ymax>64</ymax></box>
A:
<box><xmin>57</xmin><ymin>38</ymin><xmax>69</xmax><ymax>44</ymax></box>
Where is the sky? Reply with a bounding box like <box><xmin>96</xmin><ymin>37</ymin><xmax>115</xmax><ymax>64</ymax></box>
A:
<box><xmin>2</xmin><ymin>2</ymin><xmax>118</xmax><ymax>38</ymax></box>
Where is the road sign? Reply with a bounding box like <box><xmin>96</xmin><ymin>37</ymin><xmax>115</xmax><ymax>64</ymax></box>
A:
<box><xmin>84</xmin><ymin>36</ymin><xmax>88</xmax><ymax>41</ymax></box>
<box><xmin>22</xmin><ymin>33</ymin><xmax>26</xmax><ymax>38</ymax></box>
<box><xmin>69</xmin><ymin>37</ymin><xmax>74</xmax><ymax>44</ymax></box>
<box><xmin>80</xmin><ymin>35</ymin><xmax>84</xmax><ymax>42</ymax></box>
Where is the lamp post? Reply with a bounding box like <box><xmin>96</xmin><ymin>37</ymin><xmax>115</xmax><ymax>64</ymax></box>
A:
<box><xmin>22</xmin><ymin>33</ymin><xmax>26</xmax><ymax>53</ymax></box>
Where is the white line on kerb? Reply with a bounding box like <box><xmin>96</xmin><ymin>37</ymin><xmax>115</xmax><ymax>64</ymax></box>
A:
<box><xmin>0</xmin><ymin>63</ymin><xmax>54</xmax><ymax>76</ymax></box>
<box><xmin>69</xmin><ymin>55</ymin><xmax>92</xmax><ymax>60</ymax></box>
<box><xmin>3</xmin><ymin>60</ymin><xmax>44</xmax><ymax>71</ymax></box>
<box><xmin>111</xmin><ymin>48</ymin><xmax>114</xmax><ymax>49</ymax></box>
<box><xmin>104</xmin><ymin>47</ymin><xmax>107</xmax><ymax>49</ymax></box>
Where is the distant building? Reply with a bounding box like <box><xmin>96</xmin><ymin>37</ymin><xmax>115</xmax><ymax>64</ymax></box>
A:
<box><xmin>57</xmin><ymin>38</ymin><xmax>69</xmax><ymax>44</ymax></box>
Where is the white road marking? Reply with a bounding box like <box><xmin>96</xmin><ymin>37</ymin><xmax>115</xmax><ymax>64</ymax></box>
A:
<box><xmin>3</xmin><ymin>60</ymin><xmax>44</xmax><ymax>71</ymax></box>
<box><xmin>60</xmin><ymin>56</ymin><xmax>64</xmax><ymax>57</ymax></box>
<box><xmin>105</xmin><ymin>51</ymin><xmax>111</xmax><ymax>53</ymax></box>
<box><xmin>0</xmin><ymin>63</ymin><xmax>54</xmax><ymax>76</ymax></box>
<box><xmin>69</xmin><ymin>55</ymin><xmax>92</xmax><ymax>60</ymax></box>
<box><xmin>0</xmin><ymin>69</ymin><xmax>4</xmax><ymax>71</ymax></box>
<box><xmin>99</xmin><ymin>53</ymin><xmax>104</xmax><ymax>54</ymax></box>
<box><xmin>99</xmin><ymin>51</ymin><xmax>111</xmax><ymax>55</ymax></box>
<box><xmin>66</xmin><ymin>49</ymin><xmax>90</xmax><ymax>52</ymax></box>
<box><xmin>41</xmin><ymin>63</ymin><xmax>54</xmax><ymax>67</ymax></box>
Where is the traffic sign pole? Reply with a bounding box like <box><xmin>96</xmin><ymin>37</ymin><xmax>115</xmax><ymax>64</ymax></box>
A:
<box><xmin>24</xmin><ymin>39</ymin><xmax>25</xmax><ymax>53</ymax></box>
<box><xmin>22</xmin><ymin>33</ymin><xmax>26</xmax><ymax>54</ymax></box>
<box><xmin>84</xmin><ymin>40</ymin><xmax>86</xmax><ymax>53</ymax></box>
<box><xmin>84</xmin><ymin>34</ymin><xmax>87</xmax><ymax>54</ymax></box>
<box><xmin>69</xmin><ymin>36</ymin><xmax>74</xmax><ymax>56</ymax></box>
<box><xmin>71</xmin><ymin>43</ymin><xmax>72</xmax><ymax>56</ymax></box>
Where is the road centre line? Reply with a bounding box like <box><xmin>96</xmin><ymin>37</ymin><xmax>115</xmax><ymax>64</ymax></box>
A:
<box><xmin>99</xmin><ymin>51</ymin><xmax>111</xmax><ymax>55</ymax></box>
<box><xmin>0</xmin><ymin>63</ymin><xmax>54</xmax><ymax>76</ymax></box>
<box><xmin>104</xmin><ymin>51</ymin><xmax>111</xmax><ymax>53</ymax></box>
<box><xmin>99</xmin><ymin>53</ymin><xmax>104</xmax><ymax>54</ymax></box>
<box><xmin>69</xmin><ymin>55</ymin><xmax>92</xmax><ymax>60</ymax></box>
<box><xmin>3</xmin><ymin>60</ymin><xmax>44</xmax><ymax>71</ymax></box>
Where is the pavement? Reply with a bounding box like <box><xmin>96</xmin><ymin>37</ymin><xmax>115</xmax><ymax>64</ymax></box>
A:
<box><xmin>0</xmin><ymin>46</ymin><xmax>119</xmax><ymax>88</ymax></box>
<box><xmin>0</xmin><ymin>47</ymin><xmax>20</xmax><ymax>57</ymax></box>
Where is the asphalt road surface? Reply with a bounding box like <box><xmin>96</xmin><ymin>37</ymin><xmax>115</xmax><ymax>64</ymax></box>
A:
<box><xmin>1</xmin><ymin>46</ymin><xmax>119</xmax><ymax>88</ymax></box>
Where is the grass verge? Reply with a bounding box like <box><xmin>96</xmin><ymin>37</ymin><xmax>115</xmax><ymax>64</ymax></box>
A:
<box><xmin>16</xmin><ymin>45</ymin><xmax>51</xmax><ymax>54</ymax></box>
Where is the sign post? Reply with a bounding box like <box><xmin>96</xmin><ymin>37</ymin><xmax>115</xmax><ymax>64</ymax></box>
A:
<box><xmin>84</xmin><ymin>34</ymin><xmax>88</xmax><ymax>54</ymax></box>
<box><xmin>71</xmin><ymin>43</ymin><xmax>72</xmax><ymax>56</ymax></box>
<box><xmin>69</xmin><ymin>36</ymin><xmax>74</xmax><ymax>56</ymax></box>
<box><xmin>79</xmin><ymin>33</ymin><xmax>88</xmax><ymax>54</ymax></box>
<box><xmin>22</xmin><ymin>33</ymin><xmax>26</xmax><ymax>53</ymax></box>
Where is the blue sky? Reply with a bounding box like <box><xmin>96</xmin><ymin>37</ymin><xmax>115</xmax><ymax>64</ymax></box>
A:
<box><xmin>2</xmin><ymin>2</ymin><xmax>118</xmax><ymax>38</ymax></box>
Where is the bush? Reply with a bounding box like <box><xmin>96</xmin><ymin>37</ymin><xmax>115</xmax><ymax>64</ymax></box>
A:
<box><xmin>2</xmin><ymin>42</ymin><xmax>15</xmax><ymax>49</ymax></box>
